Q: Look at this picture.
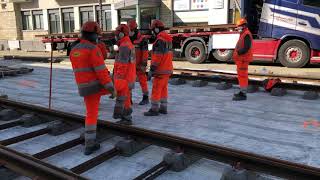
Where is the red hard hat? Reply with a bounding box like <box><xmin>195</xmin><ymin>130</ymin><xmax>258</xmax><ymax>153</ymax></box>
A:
<box><xmin>115</xmin><ymin>24</ymin><xmax>130</xmax><ymax>36</ymax></box>
<box><xmin>236</xmin><ymin>18</ymin><xmax>248</xmax><ymax>27</ymax></box>
<box><xmin>150</xmin><ymin>20</ymin><xmax>164</xmax><ymax>29</ymax></box>
<box><xmin>128</xmin><ymin>20</ymin><xmax>138</xmax><ymax>30</ymax></box>
<box><xmin>81</xmin><ymin>21</ymin><xmax>102</xmax><ymax>34</ymax></box>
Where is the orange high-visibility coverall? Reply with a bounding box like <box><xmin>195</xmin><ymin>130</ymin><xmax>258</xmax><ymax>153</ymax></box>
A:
<box><xmin>133</xmin><ymin>32</ymin><xmax>149</xmax><ymax>95</ymax></box>
<box><xmin>70</xmin><ymin>39</ymin><xmax>113</xmax><ymax>142</ymax></box>
<box><xmin>233</xmin><ymin>28</ymin><xmax>253</xmax><ymax>89</ymax></box>
<box><xmin>113</xmin><ymin>36</ymin><xmax>136</xmax><ymax>115</ymax></box>
<box><xmin>150</xmin><ymin>31</ymin><xmax>173</xmax><ymax>111</ymax></box>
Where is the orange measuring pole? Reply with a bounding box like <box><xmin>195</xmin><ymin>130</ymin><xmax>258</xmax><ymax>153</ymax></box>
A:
<box><xmin>49</xmin><ymin>37</ymin><xmax>53</xmax><ymax>109</ymax></box>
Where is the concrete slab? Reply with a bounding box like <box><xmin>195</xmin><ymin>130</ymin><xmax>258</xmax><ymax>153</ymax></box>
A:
<box><xmin>0</xmin><ymin>124</ymin><xmax>48</xmax><ymax>141</ymax></box>
<box><xmin>83</xmin><ymin>145</ymin><xmax>169</xmax><ymax>180</ymax></box>
<box><xmin>8</xmin><ymin>129</ymin><xmax>82</xmax><ymax>155</ymax></box>
<box><xmin>44</xmin><ymin>136</ymin><xmax>122</xmax><ymax>169</ymax></box>
<box><xmin>157</xmin><ymin>159</ymin><xmax>224</xmax><ymax>180</ymax></box>
<box><xmin>0</xmin><ymin>60</ymin><xmax>320</xmax><ymax>169</ymax></box>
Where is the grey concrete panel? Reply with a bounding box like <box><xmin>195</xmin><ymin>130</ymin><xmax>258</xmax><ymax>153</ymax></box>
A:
<box><xmin>0</xmin><ymin>60</ymin><xmax>320</xmax><ymax>168</ymax></box>
<box><xmin>83</xmin><ymin>145</ymin><xmax>169</xmax><ymax>180</ymax></box>
<box><xmin>44</xmin><ymin>136</ymin><xmax>122</xmax><ymax>169</ymax></box>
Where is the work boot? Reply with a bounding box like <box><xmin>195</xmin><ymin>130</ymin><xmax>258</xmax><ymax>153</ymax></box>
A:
<box><xmin>232</xmin><ymin>91</ymin><xmax>247</xmax><ymax>101</ymax></box>
<box><xmin>84</xmin><ymin>142</ymin><xmax>101</xmax><ymax>155</ymax></box>
<box><xmin>159</xmin><ymin>106</ymin><xmax>168</xmax><ymax>114</ymax></box>
<box><xmin>117</xmin><ymin>108</ymin><xmax>133</xmax><ymax>125</ymax></box>
<box><xmin>139</xmin><ymin>95</ymin><xmax>149</xmax><ymax>105</ymax></box>
<box><xmin>144</xmin><ymin>109</ymin><xmax>159</xmax><ymax>116</ymax></box>
<box><xmin>113</xmin><ymin>106</ymin><xmax>123</xmax><ymax>119</ymax></box>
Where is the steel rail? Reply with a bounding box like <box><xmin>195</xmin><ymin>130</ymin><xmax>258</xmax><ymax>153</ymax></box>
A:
<box><xmin>1</xmin><ymin>98</ymin><xmax>320</xmax><ymax>179</ymax></box>
<box><xmin>133</xmin><ymin>161</ymin><xmax>169</xmax><ymax>180</ymax></box>
<box><xmin>172</xmin><ymin>69</ymin><xmax>320</xmax><ymax>91</ymax></box>
<box><xmin>0</xmin><ymin>119</ymin><xmax>22</xmax><ymax>130</ymax></box>
<box><xmin>70</xmin><ymin>148</ymin><xmax>120</xmax><ymax>174</ymax></box>
<box><xmin>33</xmin><ymin>137</ymin><xmax>84</xmax><ymax>159</ymax></box>
<box><xmin>173</xmin><ymin>68</ymin><xmax>320</xmax><ymax>81</ymax></box>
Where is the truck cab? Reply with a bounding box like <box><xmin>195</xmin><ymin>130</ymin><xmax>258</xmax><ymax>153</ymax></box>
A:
<box><xmin>256</xmin><ymin>0</ymin><xmax>320</xmax><ymax>67</ymax></box>
<box><xmin>210</xmin><ymin>0</ymin><xmax>320</xmax><ymax>68</ymax></box>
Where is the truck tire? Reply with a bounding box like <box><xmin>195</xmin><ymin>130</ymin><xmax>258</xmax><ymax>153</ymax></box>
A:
<box><xmin>278</xmin><ymin>40</ymin><xmax>310</xmax><ymax>68</ymax></box>
<box><xmin>185</xmin><ymin>41</ymin><xmax>206</xmax><ymax>64</ymax></box>
<box><xmin>212</xmin><ymin>49</ymin><xmax>234</xmax><ymax>62</ymax></box>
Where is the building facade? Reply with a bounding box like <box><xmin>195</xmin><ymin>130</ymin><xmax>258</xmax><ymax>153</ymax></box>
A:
<box><xmin>0</xmin><ymin>0</ymin><xmax>240</xmax><ymax>50</ymax></box>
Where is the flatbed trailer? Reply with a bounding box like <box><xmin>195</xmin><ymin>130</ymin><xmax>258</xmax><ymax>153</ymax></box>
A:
<box><xmin>37</xmin><ymin>24</ymin><xmax>238</xmax><ymax>62</ymax></box>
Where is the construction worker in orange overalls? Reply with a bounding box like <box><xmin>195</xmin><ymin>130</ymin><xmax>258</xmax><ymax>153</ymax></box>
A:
<box><xmin>144</xmin><ymin>20</ymin><xmax>173</xmax><ymax>116</ymax></box>
<box><xmin>113</xmin><ymin>24</ymin><xmax>136</xmax><ymax>125</ymax></box>
<box><xmin>128</xmin><ymin>20</ymin><xmax>150</xmax><ymax>105</ymax></box>
<box><xmin>232</xmin><ymin>18</ymin><xmax>253</xmax><ymax>101</ymax></box>
<box><xmin>69</xmin><ymin>21</ymin><xmax>116</xmax><ymax>155</ymax></box>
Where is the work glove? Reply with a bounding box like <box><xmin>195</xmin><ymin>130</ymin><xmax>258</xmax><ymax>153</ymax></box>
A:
<box><xmin>113</xmin><ymin>45</ymin><xmax>119</xmax><ymax>52</ymax></box>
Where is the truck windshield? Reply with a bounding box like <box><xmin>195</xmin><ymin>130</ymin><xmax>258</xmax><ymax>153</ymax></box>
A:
<box><xmin>303</xmin><ymin>0</ymin><xmax>320</xmax><ymax>7</ymax></box>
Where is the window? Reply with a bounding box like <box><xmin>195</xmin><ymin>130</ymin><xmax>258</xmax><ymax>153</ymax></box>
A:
<box><xmin>303</xmin><ymin>0</ymin><xmax>320</xmax><ymax>7</ymax></box>
<box><xmin>96</xmin><ymin>5</ymin><xmax>112</xmax><ymax>31</ymax></box>
<box><xmin>119</xmin><ymin>9</ymin><xmax>136</xmax><ymax>24</ymax></box>
<box><xmin>80</xmin><ymin>6</ymin><xmax>94</xmax><ymax>26</ymax></box>
<box><xmin>62</xmin><ymin>8</ymin><xmax>74</xmax><ymax>33</ymax></box>
<box><xmin>32</xmin><ymin>10</ymin><xmax>43</xmax><ymax>30</ymax></box>
<box><xmin>22</xmin><ymin>11</ymin><xmax>32</xmax><ymax>30</ymax></box>
<box><xmin>141</xmin><ymin>8</ymin><xmax>157</xmax><ymax>29</ymax></box>
<box><xmin>49</xmin><ymin>9</ymin><xmax>61</xmax><ymax>33</ymax></box>
<box><xmin>174</xmin><ymin>0</ymin><xmax>209</xmax><ymax>11</ymax></box>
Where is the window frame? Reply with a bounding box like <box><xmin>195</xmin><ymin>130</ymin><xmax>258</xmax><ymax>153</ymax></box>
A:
<box><xmin>22</xmin><ymin>11</ymin><xmax>32</xmax><ymax>30</ymax></box>
<box><xmin>80</xmin><ymin>6</ymin><xmax>94</xmax><ymax>26</ymax></box>
<box><xmin>48</xmin><ymin>9</ymin><xmax>61</xmax><ymax>34</ymax></box>
<box><xmin>62</xmin><ymin>8</ymin><xmax>75</xmax><ymax>33</ymax></box>
<box><xmin>95</xmin><ymin>5</ymin><xmax>112</xmax><ymax>31</ymax></box>
<box><xmin>32</xmin><ymin>10</ymin><xmax>44</xmax><ymax>30</ymax></box>
<box><xmin>119</xmin><ymin>9</ymin><xmax>136</xmax><ymax>24</ymax></box>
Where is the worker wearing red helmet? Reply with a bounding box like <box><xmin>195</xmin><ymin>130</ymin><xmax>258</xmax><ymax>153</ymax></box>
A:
<box><xmin>233</xmin><ymin>18</ymin><xmax>253</xmax><ymax>101</ymax></box>
<box><xmin>113</xmin><ymin>24</ymin><xmax>136</xmax><ymax>125</ymax></box>
<box><xmin>144</xmin><ymin>20</ymin><xmax>173</xmax><ymax>116</ymax></box>
<box><xmin>128</xmin><ymin>20</ymin><xmax>150</xmax><ymax>105</ymax></box>
<box><xmin>69</xmin><ymin>21</ymin><xmax>116</xmax><ymax>155</ymax></box>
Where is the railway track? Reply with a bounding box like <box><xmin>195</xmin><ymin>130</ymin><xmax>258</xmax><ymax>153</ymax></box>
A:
<box><xmin>172</xmin><ymin>68</ymin><xmax>320</xmax><ymax>92</ymax></box>
<box><xmin>0</xmin><ymin>98</ymin><xmax>320</xmax><ymax>180</ymax></box>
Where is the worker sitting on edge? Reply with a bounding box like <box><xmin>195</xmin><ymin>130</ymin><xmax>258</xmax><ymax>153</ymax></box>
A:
<box><xmin>144</xmin><ymin>20</ymin><xmax>173</xmax><ymax>116</ymax></box>
<box><xmin>128</xmin><ymin>20</ymin><xmax>150</xmax><ymax>105</ymax></box>
<box><xmin>113</xmin><ymin>24</ymin><xmax>136</xmax><ymax>125</ymax></box>
<box><xmin>69</xmin><ymin>21</ymin><xmax>116</xmax><ymax>155</ymax></box>
<box><xmin>232</xmin><ymin>18</ymin><xmax>253</xmax><ymax>101</ymax></box>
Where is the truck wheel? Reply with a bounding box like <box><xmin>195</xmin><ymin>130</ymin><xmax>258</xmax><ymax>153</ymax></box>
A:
<box><xmin>278</xmin><ymin>40</ymin><xmax>310</xmax><ymax>68</ymax></box>
<box><xmin>185</xmin><ymin>41</ymin><xmax>206</xmax><ymax>64</ymax></box>
<box><xmin>212</xmin><ymin>49</ymin><xmax>234</xmax><ymax>62</ymax></box>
